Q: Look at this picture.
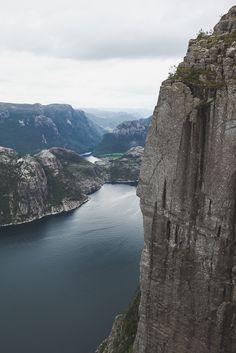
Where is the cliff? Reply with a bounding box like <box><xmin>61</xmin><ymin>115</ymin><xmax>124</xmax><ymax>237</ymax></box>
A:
<box><xmin>97</xmin><ymin>6</ymin><xmax>236</xmax><ymax>353</ymax></box>
<box><xmin>0</xmin><ymin>102</ymin><xmax>104</xmax><ymax>154</ymax></box>
<box><xmin>94</xmin><ymin>118</ymin><xmax>151</xmax><ymax>156</ymax></box>
<box><xmin>0</xmin><ymin>147</ymin><xmax>103</xmax><ymax>226</ymax></box>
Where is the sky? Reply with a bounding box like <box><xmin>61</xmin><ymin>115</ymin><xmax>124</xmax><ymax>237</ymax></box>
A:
<box><xmin>0</xmin><ymin>0</ymin><xmax>235</xmax><ymax>111</ymax></box>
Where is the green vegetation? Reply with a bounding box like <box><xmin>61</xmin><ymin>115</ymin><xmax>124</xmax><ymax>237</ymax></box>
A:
<box><xmin>168</xmin><ymin>66</ymin><xmax>225</xmax><ymax>89</ymax></box>
<box><xmin>197</xmin><ymin>29</ymin><xmax>236</xmax><ymax>49</ymax></box>
<box><xmin>66</xmin><ymin>163</ymin><xmax>95</xmax><ymax>177</ymax></box>
<box><xmin>121</xmin><ymin>290</ymin><xmax>141</xmax><ymax>353</ymax></box>
<box><xmin>168</xmin><ymin>65</ymin><xmax>178</xmax><ymax>80</ymax></box>
<box><xmin>98</xmin><ymin>340</ymin><xmax>108</xmax><ymax>353</ymax></box>
<box><xmin>220</xmin><ymin>30</ymin><xmax>236</xmax><ymax>45</ymax></box>
<box><xmin>43</xmin><ymin>167</ymin><xmax>68</xmax><ymax>206</ymax></box>
<box><xmin>0</xmin><ymin>163</ymin><xmax>18</xmax><ymax>224</ymax></box>
<box><xmin>100</xmin><ymin>153</ymin><xmax>124</xmax><ymax>160</ymax></box>
<box><xmin>99</xmin><ymin>290</ymin><xmax>141</xmax><ymax>353</ymax></box>
<box><xmin>168</xmin><ymin>27</ymin><xmax>236</xmax><ymax>89</ymax></box>
<box><xmin>196</xmin><ymin>28</ymin><xmax>213</xmax><ymax>40</ymax></box>
<box><xmin>108</xmin><ymin>154</ymin><xmax>141</xmax><ymax>183</ymax></box>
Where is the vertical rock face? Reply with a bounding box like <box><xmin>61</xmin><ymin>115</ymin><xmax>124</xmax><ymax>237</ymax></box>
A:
<box><xmin>135</xmin><ymin>7</ymin><xmax>236</xmax><ymax>353</ymax></box>
<box><xmin>0</xmin><ymin>103</ymin><xmax>104</xmax><ymax>154</ymax></box>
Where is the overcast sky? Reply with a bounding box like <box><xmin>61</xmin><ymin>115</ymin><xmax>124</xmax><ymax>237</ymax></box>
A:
<box><xmin>0</xmin><ymin>0</ymin><xmax>235</xmax><ymax>111</ymax></box>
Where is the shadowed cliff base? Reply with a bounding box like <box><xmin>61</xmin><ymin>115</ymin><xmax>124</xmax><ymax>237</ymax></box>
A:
<box><xmin>96</xmin><ymin>290</ymin><xmax>140</xmax><ymax>353</ymax></box>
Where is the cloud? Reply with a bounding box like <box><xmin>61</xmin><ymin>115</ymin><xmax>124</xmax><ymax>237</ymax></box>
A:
<box><xmin>0</xmin><ymin>0</ymin><xmax>235</xmax><ymax>60</ymax></box>
<box><xmin>0</xmin><ymin>0</ymin><xmax>235</xmax><ymax>109</ymax></box>
<box><xmin>0</xmin><ymin>51</ymin><xmax>178</xmax><ymax>109</ymax></box>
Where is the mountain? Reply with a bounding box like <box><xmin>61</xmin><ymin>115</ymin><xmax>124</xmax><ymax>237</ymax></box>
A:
<box><xmin>84</xmin><ymin>109</ymin><xmax>141</xmax><ymax>131</ymax></box>
<box><xmin>94</xmin><ymin>117</ymin><xmax>151</xmax><ymax>156</ymax></box>
<box><xmin>97</xmin><ymin>6</ymin><xmax>236</xmax><ymax>353</ymax></box>
<box><xmin>0</xmin><ymin>147</ymin><xmax>103</xmax><ymax>226</ymax></box>
<box><xmin>0</xmin><ymin>103</ymin><xmax>104</xmax><ymax>154</ymax></box>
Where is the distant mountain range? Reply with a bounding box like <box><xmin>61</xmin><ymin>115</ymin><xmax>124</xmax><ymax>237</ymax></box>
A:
<box><xmin>94</xmin><ymin>117</ymin><xmax>151</xmax><ymax>155</ymax></box>
<box><xmin>0</xmin><ymin>102</ymin><xmax>152</xmax><ymax>156</ymax></box>
<box><xmin>0</xmin><ymin>102</ymin><xmax>104</xmax><ymax>154</ymax></box>
<box><xmin>84</xmin><ymin>109</ymin><xmax>141</xmax><ymax>131</ymax></box>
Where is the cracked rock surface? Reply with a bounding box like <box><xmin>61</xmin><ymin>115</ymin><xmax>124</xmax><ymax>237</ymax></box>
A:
<box><xmin>135</xmin><ymin>6</ymin><xmax>236</xmax><ymax>353</ymax></box>
<box><xmin>96</xmin><ymin>7</ymin><xmax>236</xmax><ymax>353</ymax></box>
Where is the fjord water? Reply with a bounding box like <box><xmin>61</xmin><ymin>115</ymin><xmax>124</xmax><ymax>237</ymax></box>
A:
<box><xmin>0</xmin><ymin>185</ymin><xmax>143</xmax><ymax>353</ymax></box>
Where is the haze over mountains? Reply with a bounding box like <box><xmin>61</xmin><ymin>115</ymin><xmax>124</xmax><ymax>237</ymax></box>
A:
<box><xmin>0</xmin><ymin>102</ymin><xmax>104</xmax><ymax>154</ymax></box>
<box><xmin>0</xmin><ymin>102</ymin><xmax>151</xmax><ymax>155</ymax></box>
<box><xmin>84</xmin><ymin>108</ymin><xmax>151</xmax><ymax>131</ymax></box>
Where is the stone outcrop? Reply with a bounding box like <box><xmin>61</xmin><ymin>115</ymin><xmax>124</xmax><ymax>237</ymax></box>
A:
<box><xmin>97</xmin><ymin>6</ymin><xmax>236</xmax><ymax>353</ymax></box>
<box><xmin>0</xmin><ymin>147</ymin><xmax>103</xmax><ymax>226</ymax></box>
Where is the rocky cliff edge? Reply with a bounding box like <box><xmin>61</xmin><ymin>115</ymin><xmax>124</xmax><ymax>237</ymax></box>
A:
<box><xmin>97</xmin><ymin>7</ymin><xmax>236</xmax><ymax>353</ymax></box>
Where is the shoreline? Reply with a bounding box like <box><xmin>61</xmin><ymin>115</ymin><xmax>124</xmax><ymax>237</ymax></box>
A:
<box><xmin>0</xmin><ymin>181</ymin><xmax>138</xmax><ymax>230</ymax></box>
<box><xmin>0</xmin><ymin>198</ymin><xmax>89</xmax><ymax>229</ymax></box>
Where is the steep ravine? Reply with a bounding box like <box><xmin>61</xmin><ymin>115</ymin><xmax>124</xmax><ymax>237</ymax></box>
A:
<box><xmin>97</xmin><ymin>6</ymin><xmax>236</xmax><ymax>353</ymax></box>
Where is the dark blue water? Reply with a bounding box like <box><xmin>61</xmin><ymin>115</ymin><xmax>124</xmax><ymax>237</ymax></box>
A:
<box><xmin>0</xmin><ymin>184</ymin><xmax>143</xmax><ymax>353</ymax></box>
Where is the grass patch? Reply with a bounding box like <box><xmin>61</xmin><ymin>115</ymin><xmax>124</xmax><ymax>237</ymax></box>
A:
<box><xmin>196</xmin><ymin>29</ymin><xmax>236</xmax><ymax>49</ymax></box>
<box><xmin>98</xmin><ymin>290</ymin><xmax>141</xmax><ymax>353</ymax></box>
<box><xmin>121</xmin><ymin>289</ymin><xmax>141</xmax><ymax>353</ymax></box>
<box><xmin>169</xmin><ymin>66</ymin><xmax>225</xmax><ymax>89</ymax></box>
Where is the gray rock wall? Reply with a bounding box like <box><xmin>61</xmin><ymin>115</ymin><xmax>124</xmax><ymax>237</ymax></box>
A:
<box><xmin>95</xmin><ymin>6</ymin><xmax>236</xmax><ymax>353</ymax></box>
<box><xmin>135</xmin><ymin>6</ymin><xmax>236</xmax><ymax>353</ymax></box>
